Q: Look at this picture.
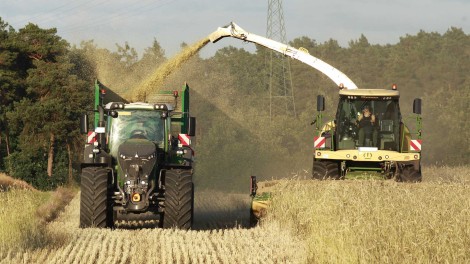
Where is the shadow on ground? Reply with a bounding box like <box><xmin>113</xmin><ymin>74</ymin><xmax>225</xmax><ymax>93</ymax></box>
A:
<box><xmin>192</xmin><ymin>191</ymin><xmax>252</xmax><ymax>230</ymax></box>
<box><xmin>112</xmin><ymin>191</ymin><xmax>253</xmax><ymax>230</ymax></box>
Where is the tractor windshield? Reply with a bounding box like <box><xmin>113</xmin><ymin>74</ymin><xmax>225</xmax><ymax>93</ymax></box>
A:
<box><xmin>336</xmin><ymin>97</ymin><xmax>401</xmax><ymax>150</ymax></box>
<box><xmin>108</xmin><ymin>110</ymin><xmax>165</xmax><ymax>157</ymax></box>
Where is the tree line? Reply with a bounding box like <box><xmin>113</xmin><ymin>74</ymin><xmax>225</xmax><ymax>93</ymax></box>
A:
<box><xmin>0</xmin><ymin>17</ymin><xmax>468</xmax><ymax>190</ymax></box>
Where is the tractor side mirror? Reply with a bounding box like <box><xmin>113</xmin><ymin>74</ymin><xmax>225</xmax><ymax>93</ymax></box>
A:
<box><xmin>80</xmin><ymin>114</ymin><xmax>88</xmax><ymax>134</ymax></box>
<box><xmin>188</xmin><ymin>117</ymin><xmax>196</xmax><ymax>136</ymax></box>
<box><xmin>413</xmin><ymin>98</ymin><xmax>422</xmax><ymax>114</ymax></box>
<box><xmin>317</xmin><ymin>95</ymin><xmax>325</xmax><ymax>112</ymax></box>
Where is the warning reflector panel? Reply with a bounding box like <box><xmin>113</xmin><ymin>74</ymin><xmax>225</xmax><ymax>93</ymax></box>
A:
<box><xmin>87</xmin><ymin>131</ymin><xmax>97</xmax><ymax>144</ymax></box>
<box><xmin>178</xmin><ymin>134</ymin><xmax>191</xmax><ymax>146</ymax></box>
<box><xmin>410</xmin><ymin>139</ymin><xmax>422</xmax><ymax>151</ymax></box>
<box><xmin>314</xmin><ymin>136</ymin><xmax>326</xmax><ymax>149</ymax></box>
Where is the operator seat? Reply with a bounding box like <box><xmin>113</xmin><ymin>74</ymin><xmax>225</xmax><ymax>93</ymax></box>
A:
<box><xmin>379</xmin><ymin>120</ymin><xmax>396</xmax><ymax>150</ymax></box>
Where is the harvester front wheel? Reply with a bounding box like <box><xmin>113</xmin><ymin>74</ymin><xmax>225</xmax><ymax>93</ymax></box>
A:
<box><xmin>79</xmin><ymin>167</ymin><xmax>114</xmax><ymax>228</ymax></box>
<box><xmin>312</xmin><ymin>159</ymin><xmax>341</xmax><ymax>180</ymax></box>
<box><xmin>397</xmin><ymin>165</ymin><xmax>422</xmax><ymax>182</ymax></box>
<box><xmin>162</xmin><ymin>169</ymin><xmax>194</xmax><ymax>229</ymax></box>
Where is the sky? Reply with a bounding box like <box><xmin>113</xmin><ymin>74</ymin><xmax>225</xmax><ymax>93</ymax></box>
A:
<box><xmin>1</xmin><ymin>0</ymin><xmax>469</xmax><ymax>58</ymax></box>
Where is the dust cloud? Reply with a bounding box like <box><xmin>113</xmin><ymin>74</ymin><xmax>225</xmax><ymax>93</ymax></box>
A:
<box><xmin>84</xmin><ymin>37</ymin><xmax>210</xmax><ymax>102</ymax></box>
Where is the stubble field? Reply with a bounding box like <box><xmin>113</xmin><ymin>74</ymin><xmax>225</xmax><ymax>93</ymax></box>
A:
<box><xmin>1</xmin><ymin>165</ymin><xmax>469</xmax><ymax>263</ymax></box>
<box><xmin>0</xmin><ymin>189</ymin><xmax>304</xmax><ymax>263</ymax></box>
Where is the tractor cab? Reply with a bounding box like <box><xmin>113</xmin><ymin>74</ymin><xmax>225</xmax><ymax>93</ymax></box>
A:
<box><xmin>107</xmin><ymin>103</ymin><xmax>169</xmax><ymax>158</ymax></box>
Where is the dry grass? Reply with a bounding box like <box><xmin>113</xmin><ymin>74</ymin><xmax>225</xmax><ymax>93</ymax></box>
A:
<box><xmin>0</xmin><ymin>188</ymin><xmax>50</xmax><ymax>251</ymax></box>
<box><xmin>0</xmin><ymin>175</ymin><xmax>77</xmax><ymax>254</ymax></box>
<box><xmin>35</xmin><ymin>187</ymin><xmax>77</xmax><ymax>223</ymax></box>
<box><xmin>265</xmin><ymin>165</ymin><xmax>470</xmax><ymax>263</ymax></box>
<box><xmin>422</xmin><ymin>165</ymin><xmax>470</xmax><ymax>184</ymax></box>
<box><xmin>0</xmin><ymin>173</ymin><xmax>35</xmax><ymax>191</ymax></box>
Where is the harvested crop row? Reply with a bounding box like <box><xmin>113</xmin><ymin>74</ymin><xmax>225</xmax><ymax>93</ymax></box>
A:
<box><xmin>1</xmin><ymin>192</ymin><xmax>305</xmax><ymax>263</ymax></box>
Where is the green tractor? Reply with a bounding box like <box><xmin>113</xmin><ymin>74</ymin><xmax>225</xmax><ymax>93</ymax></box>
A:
<box><xmin>79</xmin><ymin>80</ymin><xmax>196</xmax><ymax>229</ymax></box>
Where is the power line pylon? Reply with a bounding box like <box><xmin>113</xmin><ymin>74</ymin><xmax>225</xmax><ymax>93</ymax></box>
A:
<box><xmin>266</xmin><ymin>0</ymin><xmax>296</xmax><ymax>118</ymax></box>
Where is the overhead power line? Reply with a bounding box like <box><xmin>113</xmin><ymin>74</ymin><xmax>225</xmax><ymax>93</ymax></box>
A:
<box><xmin>10</xmin><ymin>0</ymin><xmax>109</xmax><ymax>26</ymax></box>
<box><xmin>8</xmin><ymin>0</ymin><xmax>176</xmax><ymax>37</ymax></box>
<box><xmin>58</xmin><ymin>0</ymin><xmax>176</xmax><ymax>35</ymax></box>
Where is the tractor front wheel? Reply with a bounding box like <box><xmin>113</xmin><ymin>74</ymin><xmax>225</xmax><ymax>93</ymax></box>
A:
<box><xmin>79</xmin><ymin>167</ymin><xmax>114</xmax><ymax>228</ymax></box>
<box><xmin>162</xmin><ymin>169</ymin><xmax>194</xmax><ymax>229</ymax></box>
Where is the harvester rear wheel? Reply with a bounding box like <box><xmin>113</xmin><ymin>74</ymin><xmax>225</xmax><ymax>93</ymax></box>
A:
<box><xmin>312</xmin><ymin>159</ymin><xmax>341</xmax><ymax>180</ymax></box>
<box><xmin>79</xmin><ymin>167</ymin><xmax>114</xmax><ymax>228</ymax></box>
<box><xmin>162</xmin><ymin>169</ymin><xmax>194</xmax><ymax>229</ymax></box>
<box><xmin>398</xmin><ymin>166</ymin><xmax>422</xmax><ymax>182</ymax></box>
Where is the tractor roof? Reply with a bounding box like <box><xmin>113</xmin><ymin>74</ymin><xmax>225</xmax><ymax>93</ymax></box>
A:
<box><xmin>339</xmin><ymin>89</ymin><xmax>399</xmax><ymax>97</ymax></box>
<box><xmin>104</xmin><ymin>102</ymin><xmax>174</xmax><ymax>111</ymax></box>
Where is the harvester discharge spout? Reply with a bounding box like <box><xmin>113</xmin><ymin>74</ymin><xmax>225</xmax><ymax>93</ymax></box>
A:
<box><xmin>209</xmin><ymin>22</ymin><xmax>236</xmax><ymax>43</ymax></box>
<box><xmin>209</xmin><ymin>22</ymin><xmax>358</xmax><ymax>90</ymax></box>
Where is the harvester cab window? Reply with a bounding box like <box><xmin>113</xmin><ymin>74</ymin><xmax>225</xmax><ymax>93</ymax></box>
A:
<box><xmin>108</xmin><ymin>111</ymin><xmax>165</xmax><ymax>157</ymax></box>
<box><xmin>336</xmin><ymin>97</ymin><xmax>400</xmax><ymax>150</ymax></box>
<box><xmin>336</xmin><ymin>99</ymin><xmax>360</xmax><ymax>149</ymax></box>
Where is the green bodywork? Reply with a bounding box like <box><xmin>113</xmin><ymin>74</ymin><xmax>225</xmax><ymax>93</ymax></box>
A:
<box><xmin>92</xmin><ymin>80</ymin><xmax>193</xmax><ymax>188</ymax></box>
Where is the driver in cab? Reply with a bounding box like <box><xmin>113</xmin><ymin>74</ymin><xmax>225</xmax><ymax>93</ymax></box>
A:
<box><xmin>357</xmin><ymin>105</ymin><xmax>376</xmax><ymax>147</ymax></box>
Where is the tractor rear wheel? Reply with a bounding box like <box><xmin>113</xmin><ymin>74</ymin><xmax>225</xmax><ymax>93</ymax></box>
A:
<box><xmin>162</xmin><ymin>169</ymin><xmax>194</xmax><ymax>229</ymax></box>
<box><xmin>80</xmin><ymin>167</ymin><xmax>114</xmax><ymax>228</ymax></box>
<box><xmin>312</xmin><ymin>159</ymin><xmax>341</xmax><ymax>180</ymax></box>
<box><xmin>397</xmin><ymin>165</ymin><xmax>422</xmax><ymax>182</ymax></box>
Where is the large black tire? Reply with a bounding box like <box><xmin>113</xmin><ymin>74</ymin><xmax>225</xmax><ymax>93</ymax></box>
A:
<box><xmin>80</xmin><ymin>167</ymin><xmax>114</xmax><ymax>228</ymax></box>
<box><xmin>162</xmin><ymin>169</ymin><xmax>194</xmax><ymax>229</ymax></box>
<box><xmin>397</xmin><ymin>165</ymin><xmax>422</xmax><ymax>183</ymax></box>
<box><xmin>312</xmin><ymin>159</ymin><xmax>341</xmax><ymax>180</ymax></box>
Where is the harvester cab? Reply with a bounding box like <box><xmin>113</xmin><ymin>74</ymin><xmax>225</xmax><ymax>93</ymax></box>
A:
<box><xmin>79</xmin><ymin>80</ymin><xmax>196</xmax><ymax>229</ymax></box>
<box><xmin>313</xmin><ymin>86</ymin><xmax>422</xmax><ymax>181</ymax></box>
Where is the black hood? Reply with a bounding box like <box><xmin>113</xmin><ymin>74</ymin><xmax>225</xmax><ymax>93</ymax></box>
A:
<box><xmin>118</xmin><ymin>138</ymin><xmax>157</xmax><ymax>179</ymax></box>
<box><xmin>118</xmin><ymin>138</ymin><xmax>157</xmax><ymax>159</ymax></box>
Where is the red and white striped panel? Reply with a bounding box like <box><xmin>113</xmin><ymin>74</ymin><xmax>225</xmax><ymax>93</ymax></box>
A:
<box><xmin>87</xmin><ymin>131</ymin><xmax>97</xmax><ymax>144</ymax></box>
<box><xmin>314</xmin><ymin>136</ymin><xmax>326</xmax><ymax>149</ymax></box>
<box><xmin>178</xmin><ymin>134</ymin><xmax>191</xmax><ymax>146</ymax></box>
<box><xmin>410</xmin><ymin>139</ymin><xmax>422</xmax><ymax>151</ymax></box>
